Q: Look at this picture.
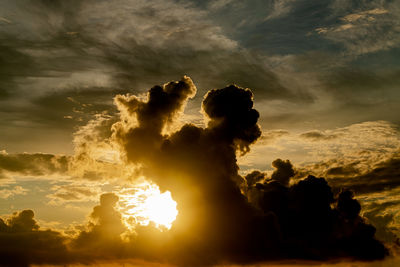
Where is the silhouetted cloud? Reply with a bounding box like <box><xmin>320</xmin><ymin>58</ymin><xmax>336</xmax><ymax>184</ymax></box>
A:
<box><xmin>109</xmin><ymin>77</ymin><xmax>388</xmax><ymax>265</ymax></box>
<box><xmin>72</xmin><ymin>193</ymin><xmax>127</xmax><ymax>261</ymax></box>
<box><xmin>0</xmin><ymin>77</ymin><xmax>394</xmax><ymax>266</ymax></box>
<box><xmin>246</xmin><ymin>174</ymin><xmax>387</xmax><ymax>261</ymax></box>
<box><xmin>271</xmin><ymin>158</ymin><xmax>295</xmax><ymax>186</ymax></box>
<box><xmin>0</xmin><ymin>210</ymin><xmax>70</xmax><ymax>266</ymax></box>
<box><xmin>245</xmin><ymin>170</ymin><xmax>265</xmax><ymax>187</ymax></box>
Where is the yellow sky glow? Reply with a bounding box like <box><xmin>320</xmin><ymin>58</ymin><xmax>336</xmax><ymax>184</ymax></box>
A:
<box><xmin>118</xmin><ymin>181</ymin><xmax>178</xmax><ymax>230</ymax></box>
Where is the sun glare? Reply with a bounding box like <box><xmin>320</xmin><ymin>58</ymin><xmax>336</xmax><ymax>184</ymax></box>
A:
<box><xmin>118</xmin><ymin>181</ymin><xmax>178</xmax><ymax>230</ymax></box>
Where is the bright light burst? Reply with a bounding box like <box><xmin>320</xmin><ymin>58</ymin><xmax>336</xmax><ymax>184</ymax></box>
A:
<box><xmin>118</xmin><ymin>181</ymin><xmax>178</xmax><ymax>230</ymax></box>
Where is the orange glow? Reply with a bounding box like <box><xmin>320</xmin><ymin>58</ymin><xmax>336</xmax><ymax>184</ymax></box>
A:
<box><xmin>118</xmin><ymin>181</ymin><xmax>178</xmax><ymax>230</ymax></box>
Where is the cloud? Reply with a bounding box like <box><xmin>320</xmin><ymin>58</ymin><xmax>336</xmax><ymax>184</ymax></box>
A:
<box><xmin>258</xmin><ymin>130</ymin><xmax>289</xmax><ymax>144</ymax></box>
<box><xmin>73</xmin><ymin>193</ymin><xmax>127</xmax><ymax>254</ymax></box>
<box><xmin>270</xmin><ymin>158</ymin><xmax>295</xmax><ymax>186</ymax></box>
<box><xmin>320</xmin><ymin>69</ymin><xmax>400</xmax><ymax>107</ymax></box>
<box><xmin>0</xmin><ymin>113</ymin><xmax>132</xmax><ymax>182</ymax></box>
<box><xmin>1</xmin><ymin>0</ymin><xmax>399</xmax><ymax>158</ymax></box>
<box><xmin>0</xmin><ymin>77</ymin><xmax>396</xmax><ymax>266</ymax></box>
<box><xmin>240</xmin><ymin>120</ymin><xmax>400</xmax><ymax>173</ymax></box>
<box><xmin>0</xmin><ymin>210</ymin><xmax>70</xmax><ymax>266</ymax></box>
<box><xmin>325</xmin><ymin>156</ymin><xmax>400</xmax><ymax>195</ymax></box>
<box><xmin>109</xmin><ymin>77</ymin><xmax>387</xmax><ymax>264</ymax></box>
<box><xmin>0</xmin><ymin>185</ymin><xmax>28</xmax><ymax>199</ymax></box>
<box><xmin>1</xmin><ymin>0</ymin><xmax>319</xmax><ymax>154</ymax></box>
<box><xmin>362</xmin><ymin>200</ymin><xmax>400</xmax><ymax>243</ymax></box>
<box><xmin>246</xmin><ymin>174</ymin><xmax>387</xmax><ymax>261</ymax></box>
<box><xmin>47</xmin><ymin>183</ymin><xmax>101</xmax><ymax>205</ymax></box>
<box><xmin>315</xmin><ymin>2</ymin><xmax>400</xmax><ymax>54</ymax></box>
<box><xmin>110</xmin><ymin>77</ymin><xmax>274</xmax><ymax>264</ymax></box>
<box><xmin>264</xmin><ymin>0</ymin><xmax>296</xmax><ymax>20</ymax></box>
<box><xmin>0</xmin><ymin>151</ymin><xmax>69</xmax><ymax>178</ymax></box>
<box><xmin>245</xmin><ymin>170</ymin><xmax>265</xmax><ymax>187</ymax></box>
<box><xmin>68</xmin><ymin>113</ymin><xmax>135</xmax><ymax>181</ymax></box>
<box><xmin>300</xmin><ymin>131</ymin><xmax>338</xmax><ymax>141</ymax></box>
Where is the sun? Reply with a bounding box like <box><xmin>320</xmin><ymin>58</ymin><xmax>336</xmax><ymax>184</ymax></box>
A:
<box><xmin>118</xmin><ymin>181</ymin><xmax>178</xmax><ymax>230</ymax></box>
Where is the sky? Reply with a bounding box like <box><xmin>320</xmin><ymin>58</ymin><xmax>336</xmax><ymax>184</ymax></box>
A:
<box><xmin>0</xmin><ymin>0</ymin><xmax>400</xmax><ymax>266</ymax></box>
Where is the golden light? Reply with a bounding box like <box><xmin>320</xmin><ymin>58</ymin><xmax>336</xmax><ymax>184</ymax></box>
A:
<box><xmin>118</xmin><ymin>180</ymin><xmax>178</xmax><ymax>230</ymax></box>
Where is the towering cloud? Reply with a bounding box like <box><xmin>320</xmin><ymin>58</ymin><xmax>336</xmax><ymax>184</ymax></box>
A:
<box><xmin>113</xmin><ymin>76</ymin><xmax>197</xmax><ymax>163</ymax></box>
<box><xmin>72</xmin><ymin>193</ymin><xmax>128</xmax><ymax>261</ymax></box>
<box><xmin>112</xmin><ymin>77</ymin><xmax>264</xmax><ymax>264</ymax></box>
<box><xmin>111</xmin><ymin>77</ymin><xmax>387</xmax><ymax>265</ymax></box>
<box><xmin>0</xmin><ymin>77</ymin><xmax>391</xmax><ymax>266</ymax></box>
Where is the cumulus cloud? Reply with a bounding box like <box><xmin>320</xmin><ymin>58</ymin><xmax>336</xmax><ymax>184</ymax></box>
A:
<box><xmin>245</xmin><ymin>170</ymin><xmax>265</xmax><ymax>187</ymax></box>
<box><xmin>112</xmin><ymin>76</ymin><xmax>197</xmax><ymax>163</ymax></box>
<box><xmin>72</xmin><ymin>193</ymin><xmax>127</xmax><ymax>259</ymax></box>
<box><xmin>0</xmin><ymin>77</ymin><xmax>395</xmax><ymax>266</ymax></box>
<box><xmin>246</xmin><ymin>173</ymin><xmax>387</xmax><ymax>260</ymax></box>
<box><xmin>270</xmin><ymin>158</ymin><xmax>295</xmax><ymax>186</ymax></box>
<box><xmin>109</xmin><ymin>77</ymin><xmax>387</xmax><ymax>264</ymax></box>
<box><xmin>0</xmin><ymin>210</ymin><xmax>70</xmax><ymax>266</ymax></box>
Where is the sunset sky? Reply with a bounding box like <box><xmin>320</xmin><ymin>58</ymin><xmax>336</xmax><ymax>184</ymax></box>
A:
<box><xmin>0</xmin><ymin>0</ymin><xmax>399</xmax><ymax>266</ymax></box>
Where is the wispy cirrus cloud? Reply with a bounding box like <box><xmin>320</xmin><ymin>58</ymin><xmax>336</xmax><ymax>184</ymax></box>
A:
<box><xmin>315</xmin><ymin>2</ymin><xmax>400</xmax><ymax>55</ymax></box>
